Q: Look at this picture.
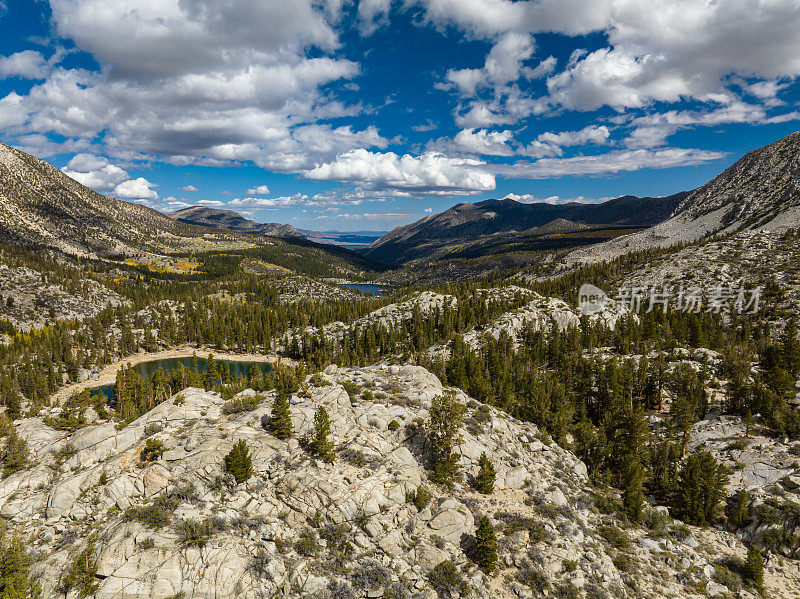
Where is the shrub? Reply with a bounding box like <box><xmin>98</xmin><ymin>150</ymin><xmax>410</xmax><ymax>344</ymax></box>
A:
<box><xmin>140</xmin><ymin>438</ymin><xmax>165</xmax><ymax>463</ymax></box>
<box><xmin>61</xmin><ymin>536</ymin><xmax>99</xmax><ymax>598</ymax></box>
<box><xmin>224</xmin><ymin>439</ymin><xmax>253</xmax><ymax>484</ymax></box>
<box><xmin>515</xmin><ymin>563</ymin><xmax>549</xmax><ymax>593</ymax></box>
<box><xmin>599</xmin><ymin>525</ymin><xmax>630</xmax><ymax>549</ymax></box>
<box><xmin>475</xmin><ymin>516</ymin><xmax>498</xmax><ymax>574</ymax></box>
<box><xmin>475</xmin><ymin>452</ymin><xmax>496</xmax><ymax>494</ymax></box>
<box><xmin>406</xmin><ymin>485</ymin><xmax>432</xmax><ymax>511</ymax></box>
<box><xmin>222</xmin><ymin>393</ymin><xmax>262</xmax><ymax>415</ymax></box>
<box><xmin>427</xmin><ymin>560</ymin><xmax>468</xmax><ymax>597</ymax></box>
<box><xmin>388</xmin><ymin>419</ymin><xmax>400</xmax><ymax>431</ymax></box>
<box><xmin>294</xmin><ymin>528</ymin><xmax>320</xmax><ymax>557</ymax></box>
<box><xmin>124</xmin><ymin>496</ymin><xmax>179</xmax><ymax>529</ymax></box>
<box><xmin>310</xmin><ymin>407</ymin><xmax>335</xmax><ymax>463</ymax></box>
<box><xmin>175</xmin><ymin>517</ymin><xmax>227</xmax><ymax>548</ymax></box>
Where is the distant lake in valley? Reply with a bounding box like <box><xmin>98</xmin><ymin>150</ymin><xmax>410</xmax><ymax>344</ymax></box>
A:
<box><xmin>93</xmin><ymin>356</ymin><xmax>272</xmax><ymax>400</ymax></box>
<box><xmin>343</xmin><ymin>283</ymin><xmax>387</xmax><ymax>295</ymax></box>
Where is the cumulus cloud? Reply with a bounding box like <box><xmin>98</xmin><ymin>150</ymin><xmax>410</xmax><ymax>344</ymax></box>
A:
<box><xmin>446</xmin><ymin>32</ymin><xmax>534</xmax><ymax>96</ymax></box>
<box><xmin>546</xmin><ymin>1</ymin><xmax>800</xmax><ymax>110</ymax></box>
<box><xmin>2</xmin><ymin>0</ymin><xmax>364</xmax><ymax>169</ymax></box>
<box><xmin>61</xmin><ymin>154</ymin><xmax>129</xmax><ymax>191</ymax></box>
<box><xmin>246</xmin><ymin>185</ymin><xmax>271</xmax><ymax>194</ymax></box>
<box><xmin>0</xmin><ymin>50</ymin><xmax>50</xmax><ymax>79</ymax></box>
<box><xmin>181</xmin><ymin>184</ymin><xmax>199</xmax><ymax>192</ymax></box>
<box><xmin>451</xmin><ymin>128</ymin><xmax>515</xmax><ymax>156</ymax></box>
<box><xmin>303</xmin><ymin>149</ymin><xmax>496</xmax><ymax>196</ymax></box>
<box><xmin>113</xmin><ymin>177</ymin><xmax>159</xmax><ymax>200</ymax></box>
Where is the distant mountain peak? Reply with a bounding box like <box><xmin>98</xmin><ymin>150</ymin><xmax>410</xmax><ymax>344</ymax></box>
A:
<box><xmin>169</xmin><ymin>206</ymin><xmax>305</xmax><ymax>239</ymax></box>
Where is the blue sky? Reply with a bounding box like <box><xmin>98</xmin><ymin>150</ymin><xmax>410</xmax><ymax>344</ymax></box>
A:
<box><xmin>1</xmin><ymin>1</ymin><xmax>799</xmax><ymax>232</ymax></box>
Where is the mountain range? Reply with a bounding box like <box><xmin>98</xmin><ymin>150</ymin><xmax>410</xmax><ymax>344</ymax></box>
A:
<box><xmin>362</xmin><ymin>193</ymin><xmax>688</xmax><ymax>266</ymax></box>
<box><xmin>170</xmin><ymin>206</ymin><xmax>304</xmax><ymax>239</ymax></box>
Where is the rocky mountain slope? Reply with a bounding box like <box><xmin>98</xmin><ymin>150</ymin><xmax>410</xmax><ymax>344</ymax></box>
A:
<box><xmin>9</xmin><ymin>365</ymin><xmax>798</xmax><ymax>598</ymax></box>
<box><xmin>0</xmin><ymin>143</ymin><xmax>242</xmax><ymax>259</ymax></box>
<box><xmin>363</xmin><ymin>193</ymin><xmax>687</xmax><ymax>266</ymax></box>
<box><xmin>170</xmin><ymin>206</ymin><xmax>305</xmax><ymax>240</ymax></box>
<box><xmin>565</xmin><ymin>131</ymin><xmax>800</xmax><ymax>268</ymax></box>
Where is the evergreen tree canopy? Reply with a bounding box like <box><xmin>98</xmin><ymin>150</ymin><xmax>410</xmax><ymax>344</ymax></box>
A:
<box><xmin>224</xmin><ymin>439</ymin><xmax>253</xmax><ymax>484</ymax></box>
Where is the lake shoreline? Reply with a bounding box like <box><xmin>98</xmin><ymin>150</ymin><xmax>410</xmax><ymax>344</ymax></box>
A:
<box><xmin>51</xmin><ymin>345</ymin><xmax>288</xmax><ymax>405</ymax></box>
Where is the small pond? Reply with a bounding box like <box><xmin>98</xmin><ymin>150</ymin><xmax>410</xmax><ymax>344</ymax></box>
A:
<box><xmin>93</xmin><ymin>356</ymin><xmax>272</xmax><ymax>401</ymax></box>
<box><xmin>342</xmin><ymin>283</ymin><xmax>388</xmax><ymax>295</ymax></box>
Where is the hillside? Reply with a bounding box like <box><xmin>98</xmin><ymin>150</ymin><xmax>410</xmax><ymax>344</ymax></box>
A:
<box><xmin>363</xmin><ymin>193</ymin><xmax>687</xmax><ymax>266</ymax></box>
<box><xmin>170</xmin><ymin>206</ymin><xmax>305</xmax><ymax>239</ymax></box>
<box><xmin>0</xmin><ymin>142</ymin><xmax>242</xmax><ymax>259</ymax></box>
<box><xmin>565</xmin><ymin>131</ymin><xmax>800</xmax><ymax>267</ymax></box>
<box><xmin>10</xmin><ymin>365</ymin><xmax>796</xmax><ymax>598</ymax></box>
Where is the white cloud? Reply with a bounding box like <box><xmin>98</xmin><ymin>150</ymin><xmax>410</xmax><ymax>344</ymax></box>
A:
<box><xmin>0</xmin><ymin>50</ymin><xmax>49</xmax><ymax>79</ymax></box>
<box><xmin>113</xmin><ymin>177</ymin><xmax>158</xmax><ymax>200</ymax></box>
<box><xmin>495</xmin><ymin>147</ymin><xmax>726</xmax><ymax>179</ymax></box>
<box><xmin>197</xmin><ymin>200</ymin><xmax>225</xmax><ymax>207</ymax></box>
<box><xmin>452</xmin><ymin>128</ymin><xmax>514</xmax><ymax>156</ymax></box>
<box><xmin>502</xmin><ymin>192</ymin><xmax>537</xmax><ymax>203</ymax></box>
<box><xmin>61</xmin><ymin>153</ymin><xmax>129</xmax><ymax>191</ymax></box>
<box><xmin>181</xmin><ymin>184</ymin><xmax>199</xmax><ymax>192</ymax></box>
<box><xmin>538</xmin><ymin>125</ymin><xmax>610</xmax><ymax>147</ymax></box>
<box><xmin>546</xmin><ymin>1</ymin><xmax>800</xmax><ymax>110</ymax></box>
<box><xmin>446</xmin><ymin>32</ymin><xmax>534</xmax><ymax>96</ymax></box>
<box><xmin>246</xmin><ymin>185</ymin><xmax>271</xmax><ymax>194</ymax></box>
<box><xmin>229</xmin><ymin>193</ymin><xmax>310</xmax><ymax>208</ymax></box>
<box><xmin>303</xmin><ymin>149</ymin><xmax>496</xmax><ymax>196</ymax></box>
<box><xmin>2</xmin><ymin>0</ymin><xmax>364</xmax><ymax>170</ymax></box>
<box><xmin>358</xmin><ymin>0</ymin><xmax>393</xmax><ymax>35</ymax></box>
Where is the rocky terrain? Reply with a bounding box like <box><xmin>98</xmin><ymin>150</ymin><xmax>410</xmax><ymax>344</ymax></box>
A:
<box><xmin>170</xmin><ymin>207</ymin><xmax>305</xmax><ymax>240</ymax></box>
<box><xmin>0</xmin><ymin>263</ymin><xmax>126</xmax><ymax>331</ymax></box>
<box><xmin>430</xmin><ymin>292</ymin><xmax>631</xmax><ymax>357</ymax></box>
<box><xmin>0</xmin><ymin>143</ymin><xmax>248</xmax><ymax>259</ymax></box>
<box><xmin>564</xmin><ymin>132</ymin><xmax>800</xmax><ymax>269</ymax></box>
<box><xmin>4</xmin><ymin>365</ymin><xmax>797</xmax><ymax>598</ymax></box>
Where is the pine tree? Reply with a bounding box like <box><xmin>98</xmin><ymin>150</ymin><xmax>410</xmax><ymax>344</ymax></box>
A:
<box><xmin>203</xmin><ymin>354</ymin><xmax>220</xmax><ymax>389</ymax></box>
<box><xmin>743</xmin><ymin>546</ymin><xmax>764</xmax><ymax>595</ymax></box>
<box><xmin>622</xmin><ymin>460</ymin><xmax>645</xmax><ymax>523</ymax></box>
<box><xmin>674</xmin><ymin>451</ymin><xmax>729</xmax><ymax>525</ymax></box>
<box><xmin>475</xmin><ymin>452</ymin><xmax>496</xmax><ymax>494</ymax></box>
<box><xmin>269</xmin><ymin>390</ymin><xmax>293</xmax><ymax>439</ymax></box>
<box><xmin>310</xmin><ymin>407</ymin><xmax>335</xmax><ymax>463</ymax></box>
<box><xmin>475</xmin><ymin>516</ymin><xmax>498</xmax><ymax>574</ymax></box>
<box><xmin>0</xmin><ymin>537</ymin><xmax>42</xmax><ymax>598</ymax></box>
<box><xmin>1</xmin><ymin>431</ymin><xmax>28</xmax><ymax>477</ymax></box>
<box><xmin>427</xmin><ymin>391</ymin><xmax>465</xmax><ymax>487</ymax></box>
<box><xmin>224</xmin><ymin>439</ymin><xmax>253</xmax><ymax>483</ymax></box>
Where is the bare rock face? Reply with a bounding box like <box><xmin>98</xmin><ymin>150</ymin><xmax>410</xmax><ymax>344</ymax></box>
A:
<box><xmin>3</xmin><ymin>366</ymin><xmax>798</xmax><ymax>597</ymax></box>
<box><xmin>564</xmin><ymin>131</ymin><xmax>800</xmax><ymax>268</ymax></box>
